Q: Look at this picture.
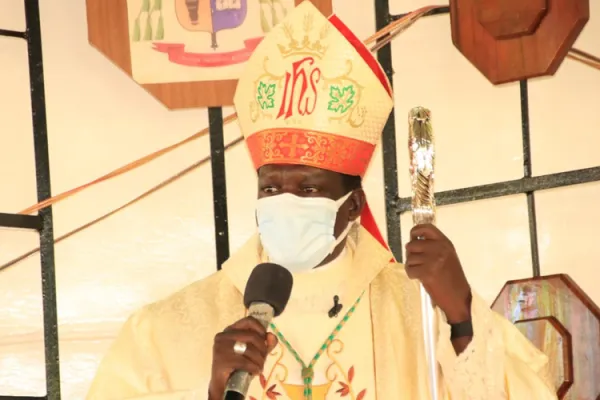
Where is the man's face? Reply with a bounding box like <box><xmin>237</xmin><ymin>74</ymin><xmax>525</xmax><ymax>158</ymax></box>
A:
<box><xmin>257</xmin><ymin>164</ymin><xmax>365</xmax><ymax>240</ymax></box>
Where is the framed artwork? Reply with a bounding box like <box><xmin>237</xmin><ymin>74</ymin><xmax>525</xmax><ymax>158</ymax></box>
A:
<box><xmin>86</xmin><ymin>0</ymin><xmax>333</xmax><ymax>109</ymax></box>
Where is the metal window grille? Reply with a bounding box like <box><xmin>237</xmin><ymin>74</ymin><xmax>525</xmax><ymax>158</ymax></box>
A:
<box><xmin>381</xmin><ymin>6</ymin><xmax>600</xmax><ymax>271</ymax></box>
<box><xmin>0</xmin><ymin>1</ymin><xmax>60</xmax><ymax>399</ymax></box>
<box><xmin>1</xmin><ymin>0</ymin><xmax>599</xmax><ymax>398</ymax></box>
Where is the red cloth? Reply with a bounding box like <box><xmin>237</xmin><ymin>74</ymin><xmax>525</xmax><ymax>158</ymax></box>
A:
<box><xmin>360</xmin><ymin>200</ymin><xmax>390</xmax><ymax>251</ymax></box>
<box><xmin>328</xmin><ymin>13</ymin><xmax>393</xmax><ymax>252</ymax></box>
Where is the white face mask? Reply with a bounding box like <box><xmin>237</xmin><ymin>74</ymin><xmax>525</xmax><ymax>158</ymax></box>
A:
<box><xmin>256</xmin><ymin>191</ymin><xmax>354</xmax><ymax>273</ymax></box>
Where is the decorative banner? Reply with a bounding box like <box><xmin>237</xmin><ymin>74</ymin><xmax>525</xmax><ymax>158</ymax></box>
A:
<box><xmin>449</xmin><ymin>0</ymin><xmax>589</xmax><ymax>84</ymax></box>
<box><xmin>86</xmin><ymin>0</ymin><xmax>333</xmax><ymax>109</ymax></box>
<box><xmin>492</xmin><ymin>274</ymin><xmax>600</xmax><ymax>399</ymax></box>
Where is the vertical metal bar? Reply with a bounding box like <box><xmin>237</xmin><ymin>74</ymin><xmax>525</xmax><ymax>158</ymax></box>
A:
<box><xmin>208</xmin><ymin>107</ymin><xmax>230</xmax><ymax>270</ymax></box>
<box><xmin>519</xmin><ymin>80</ymin><xmax>541</xmax><ymax>277</ymax></box>
<box><xmin>374</xmin><ymin>0</ymin><xmax>403</xmax><ymax>261</ymax></box>
<box><xmin>24</xmin><ymin>1</ymin><xmax>61</xmax><ymax>399</ymax></box>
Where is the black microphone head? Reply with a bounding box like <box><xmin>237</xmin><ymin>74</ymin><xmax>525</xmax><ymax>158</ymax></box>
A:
<box><xmin>243</xmin><ymin>263</ymin><xmax>293</xmax><ymax>317</ymax></box>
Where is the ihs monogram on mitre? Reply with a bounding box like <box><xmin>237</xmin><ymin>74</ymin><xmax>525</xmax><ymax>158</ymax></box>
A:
<box><xmin>244</xmin><ymin>9</ymin><xmax>369</xmax><ymax>130</ymax></box>
<box><xmin>235</xmin><ymin>1</ymin><xmax>393</xmax><ymax>177</ymax></box>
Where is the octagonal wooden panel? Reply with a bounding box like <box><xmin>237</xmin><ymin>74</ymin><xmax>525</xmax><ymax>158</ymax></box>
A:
<box><xmin>515</xmin><ymin>317</ymin><xmax>573</xmax><ymax>398</ymax></box>
<box><xmin>492</xmin><ymin>274</ymin><xmax>600</xmax><ymax>399</ymax></box>
<box><xmin>86</xmin><ymin>0</ymin><xmax>333</xmax><ymax>109</ymax></box>
<box><xmin>449</xmin><ymin>0</ymin><xmax>590</xmax><ymax>85</ymax></box>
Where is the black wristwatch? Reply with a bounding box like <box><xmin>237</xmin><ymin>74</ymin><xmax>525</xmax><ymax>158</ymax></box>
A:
<box><xmin>450</xmin><ymin>320</ymin><xmax>473</xmax><ymax>339</ymax></box>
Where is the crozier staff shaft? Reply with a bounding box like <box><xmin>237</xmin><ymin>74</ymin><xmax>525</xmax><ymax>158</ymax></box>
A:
<box><xmin>408</xmin><ymin>106</ymin><xmax>439</xmax><ymax>400</ymax></box>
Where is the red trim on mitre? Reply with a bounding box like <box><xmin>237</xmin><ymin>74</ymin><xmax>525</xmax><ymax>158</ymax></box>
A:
<box><xmin>246</xmin><ymin>128</ymin><xmax>376</xmax><ymax>177</ymax></box>
<box><xmin>327</xmin><ymin>15</ymin><xmax>392</xmax><ymax>97</ymax></box>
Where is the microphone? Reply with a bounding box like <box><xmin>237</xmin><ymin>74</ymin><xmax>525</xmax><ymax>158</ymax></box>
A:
<box><xmin>328</xmin><ymin>295</ymin><xmax>343</xmax><ymax>318</ymax></box>
<box><xmin>223</xmin><ymin>263</ymin><xmax>294</xmax><ymax>400</ymax></box>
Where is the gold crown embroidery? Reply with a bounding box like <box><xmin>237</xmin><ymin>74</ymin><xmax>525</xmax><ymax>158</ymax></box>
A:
<box><xmin>277</xmin><ymin>13</ymin><xmax>329</xmax><ymax>59</ymax></box>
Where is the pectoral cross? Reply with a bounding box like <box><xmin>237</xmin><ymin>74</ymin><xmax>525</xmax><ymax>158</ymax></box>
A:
<box><xmin>279</xmin><ymin>133</ymin><xmax>309</xmax><ymax>157</ymax></box>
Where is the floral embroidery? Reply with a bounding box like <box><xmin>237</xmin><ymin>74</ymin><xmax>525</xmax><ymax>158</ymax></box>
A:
<box><xmin>257</xmin><ymin>81</ymin><xmax>277</xmax><ymax>110</ymax></box>
<box><xmin>321</xmin><ymin>62</ymin><xmax>366</xmax><ymax>128</ymax></box>
<box><xmin>327</xmin><ymin>85</ymin><xmax>355</xmax><ymax>114</ymax></box>
<box><xmin>334</xmin><ymin>366</ymin><xmax>366</xmax><ymax>399</ymax></box>
<box><xmin>266</xmin><ymin>384</ymin><xmax>283</xmax><ymax>399</ymax></box>
<box><xmin>256</xmin><ymin>374</ymin><xmax>284</xmax><ymax>399</ymax></box>
<box><xmin>325</xmin><ymin>341</ymin><xmax>367</xmax><ymax>399</ymax></box>
<box><xmin>257</xmin><ymin>342</ymin><xmax>289</xmax><ymax>399</ymax></box>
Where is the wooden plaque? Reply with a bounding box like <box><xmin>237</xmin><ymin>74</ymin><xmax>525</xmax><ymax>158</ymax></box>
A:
<box><xmin>492</xmin><ymin>274</ymin><xmax>600</xmax><ymax>399</ymax></box>
<box><xmin>86</xmin><ymin>0</ymin><xmax>333</xmax><ymax>109</ymax></box>
<box><xmin>450</xmin><ymin>0</ymin><xmax>590</xmax><ymax>84</ymax></box>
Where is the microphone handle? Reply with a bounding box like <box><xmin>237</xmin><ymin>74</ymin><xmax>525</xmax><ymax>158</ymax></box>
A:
<box><xmin>223</xmin><ymin>303</ymin><xmax>275</xmax><ymax>400</ymax></box>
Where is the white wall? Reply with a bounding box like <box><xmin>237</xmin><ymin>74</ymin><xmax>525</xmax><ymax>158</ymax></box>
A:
<box><xmin>0</xmin><ymin>0</ymin><xmax>598</xmax><ymax>397</ymax></box>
